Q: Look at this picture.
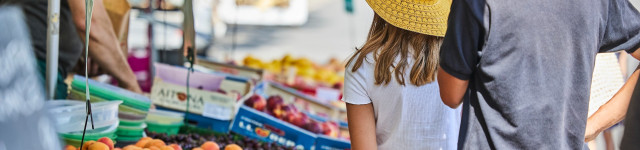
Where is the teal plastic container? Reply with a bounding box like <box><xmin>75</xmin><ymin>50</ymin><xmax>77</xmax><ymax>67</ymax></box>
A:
<box><xmin>116</xmin><ymin>123</ymin><xmax>146</xmax><ymax>137</ymax></box>
<box><xmin>71</xmin><ymin>75</ymin><xmax>151</xmax><ymax>111</ymax></box>
<box><xmin>146</xmin><ymin>121</ymin><xmax>184</xmax><ymax>135</ymax></box>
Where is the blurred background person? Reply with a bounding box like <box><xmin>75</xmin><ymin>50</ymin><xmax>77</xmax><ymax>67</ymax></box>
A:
<box><xmin>0</xmin><ymin>0</ymin><xmax>141</xmax><ymax>99</ymax></box>
<box><xmin>587</xmin><ymin>53</ymin><xmax>625</xmax><ymax>150</ymax></box>
<box><xmin>437</xmin><ymin>0</ymin><xmax>640</xmax><ymax>149</ymax></box>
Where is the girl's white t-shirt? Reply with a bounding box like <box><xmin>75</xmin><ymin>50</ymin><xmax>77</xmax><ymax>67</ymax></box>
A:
<box><xmin>343</xmin><ymin>53</ymin><xmax>461</xmax><ymax>150</ymax></box>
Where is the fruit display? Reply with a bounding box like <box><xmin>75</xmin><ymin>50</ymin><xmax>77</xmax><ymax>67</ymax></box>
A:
<box><xmin>242</xmin><ymin>55</ymin><xmax>347</xmax><ymax>114</ymax></box>
<box><xmin>65</xmin><ymin>137</ymin><xmax>116</xmax><ymax>150</ymax></box>
<box><xmin>146</xmin><ymin>131</ymin><xmax>293</xmax><ymax>150</ymax></box>
<box><xmin>242</xmin><ymin>55</ymin><xmax>344</xmax><ymax>86</ymax></box>
<box><xmin>243</xmin><ymin>94</ymin><xmax>342</xmax><ymax>138</ymax></box>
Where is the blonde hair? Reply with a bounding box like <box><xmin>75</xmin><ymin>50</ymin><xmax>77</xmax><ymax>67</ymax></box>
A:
<box><xmin>347</xmin><ymin>13</ymin><xmax>443</xmax><ymax>86</ymax></box>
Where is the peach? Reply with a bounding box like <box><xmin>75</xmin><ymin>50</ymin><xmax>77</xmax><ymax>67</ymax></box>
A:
<box><xmin>144</xmin><ymin>140</ymin><xmax>166</xmax><ymax>148</ymax></box>
<box><xmin>122</xmin><ymin>145</ymin><xmax>143</xmax><ymax>150</ymax></box>
<box><xmin>223</xmin><ymin>144</ymin><xmax>242</xmax><ymax>150</ymax></box>
<box><xmin>159</xmin><ymin>146</ymin><xmax>175</xmax><ymax>150</ymax></box>
<box><xmin>148</xmin><ymin>147</ymin><xmax>160</xmax><ymax>150</ymax></box>
<box><xmin>88</xmin><ymin>142</ymin><xmax>110</xmax><ymax>150</ymax></box>
<box><xmin>192</xmin><ymin>148</ymin><xmax>204</xmax><ymax>150</ymax></box>
<box><xmin>168</xmin><ymin>144</ymin><xmax>182</xmax><ymax>150</ymax></box>
<box><xmin>200</xmin><ymin>141</ymin><xmax>220</xmax><ymax>150</ymax></box>
<box><xmin>115</xmin><ymin>148</ymin><xmax>122</xmax><ymax>150</ymax></box>
<box><xmin>135</xmin><ymin>138</ymin><xmax>152</xmax><ymax>148</ymax></box>
<box><xmin>97</xmin><ymin>137</ymin><xmax>115</xmax><ymax>150</ymax></box>
<box><xmin>65</xmin><ymin>145</ymin><xmax>77</xmax><ymax>150</ymax></box>
<box><xmin>82</xmin><ymin>141</ymin><xmax>97</xmax><ymax>150</ymax></box>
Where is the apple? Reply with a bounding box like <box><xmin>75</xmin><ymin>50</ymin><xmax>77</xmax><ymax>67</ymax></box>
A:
<box><xmin>266</xmin><ymin>95</ymin><xmax>284</xmax><ymax>110</ymax></box>
<box><xmin>303</xmin><ymin>121</ymin><xmax>324</xmax><ymax>134</ymax></box>
<box><xmin>244</xmin><ymin>94</ymin><xmax>266</xmax><ymax>111</ymax></box>
<box><xmin>322</xmin><ymin>121</ymin><xmax>339</xmax><ymax>137</ymax></box>
<box><xmin>290</xmin><ymin>112</ymin><xmax>310</xmax><ymax>127</ymax></box>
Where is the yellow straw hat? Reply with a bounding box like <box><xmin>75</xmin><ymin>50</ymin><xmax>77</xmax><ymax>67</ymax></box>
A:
<box><xmin>365</xmin><ymin>0</ymin><xmax>452</xmax><ymax>37</ymax></box>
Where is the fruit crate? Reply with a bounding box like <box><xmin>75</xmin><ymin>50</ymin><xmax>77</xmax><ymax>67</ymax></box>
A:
<box><xmin>230</xmin><ymin>105</ymin><xmax>317</xmax><ymax>149</ymax></box>
<box><xmin>196</xmin><ymin>57</ymin><xmax>265</xmax><ymax>82</ymax></box>
<box><xmin>315</xmin><ymin>135</ymin><xmax>351</xmax><ymax>150</ymax></box>
<box><xmin>151</xmin><ymin>63</ymin><xmax>239</xmax><ymax>133</ymax></box>
<box><xmin>252</xmin><ymin>81</ymin><xmax>352</xmax><ymax>148</ymax></box>
<box><xmin>156</xmin><ymin>107</ymin><xmax>233</xmax><ymax>133</ymax></box>
<box><xmin>254</xmin><ymin>81</ymin><xmax>346</xmax><ymax>120</ymax></box>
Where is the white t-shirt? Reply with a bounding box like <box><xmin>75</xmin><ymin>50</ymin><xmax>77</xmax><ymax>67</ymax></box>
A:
<box><xmin>343</xmin><ymin>53</ymin><xmax>461</xmax><ymax>150</ymax></box>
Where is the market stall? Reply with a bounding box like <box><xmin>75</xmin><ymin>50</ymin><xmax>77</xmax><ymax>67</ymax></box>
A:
<box><xmin>38</xmin><ymin>0</ymin><xmax>351</xmax><ymax>149</ymax></box>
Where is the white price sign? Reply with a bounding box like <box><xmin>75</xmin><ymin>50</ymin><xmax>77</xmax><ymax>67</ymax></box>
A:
<box><xmin>202</xmin><ymin>102</ymin><xmax>233</xmax><ymax>120</ymax></box>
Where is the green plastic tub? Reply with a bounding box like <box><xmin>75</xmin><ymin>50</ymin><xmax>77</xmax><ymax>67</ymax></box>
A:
<box><xmin>61</xmin><ymin>123</ymin><xmax>118</xmax><ymax>147</ymax></box>
<box><xmin>146</xmin><ymin>121</ymin><xmax>184</xmax><ymax>135</ymax></box>
<box><xmin>71</xmin><ymin>75</ymin><xmax>151</xmax><ymax>111</ymax></box>
<box><xmin>116</xmin><ymin>123</ymin><xmax>146</xmax><ymax>137</ymax></box>
<box><xmin>119</xmin><ymin>119</ymin><xmax>145</xmax><ymax>127</ymax></box>
<box><xmin>115</xmin><ymin>135</ymin><xmax>143</xmax><ymax>142</ymax></box>
<box><xmin>69</xmin><ymin>90</ymin><xmax>149</xmax><ymax>116</ymax></box>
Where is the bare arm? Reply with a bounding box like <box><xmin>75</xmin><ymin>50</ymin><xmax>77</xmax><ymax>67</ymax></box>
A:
<box><xmin>585</xmin><ymin>50</ymin><xmax>640</xmax><ymax>142</ymax></box>
<box><xmin>67</xmin><ymin>0</ymin><xmax>141</xmax><ymax>93</ymax></box>
<box><xmin>346</xmin><ymin>103</ymin><xmax>377</xmax><ymax>150</ymax></box>
<box><xmin>438</xmin><ymin>66</ymin><xmax>469</xmax><ymax>108</ymax></box>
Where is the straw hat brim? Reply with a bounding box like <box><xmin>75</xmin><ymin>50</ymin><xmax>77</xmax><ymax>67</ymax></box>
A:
<box><xmin>365</xmin><ymin>0</ymin><xmax>452</xmax><ymax>37</ymax></box>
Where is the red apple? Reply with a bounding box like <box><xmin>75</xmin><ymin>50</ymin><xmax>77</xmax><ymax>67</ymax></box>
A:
<box><xmin>322</xmin><ymin>121</ymin><xmax>339</xmax><ymax>137</ymax></box>
<box><xmin>244</xmin><ymin>94</ymin><xmax>266</xmax><ymax>111</ymax></box>
<box><xmin>266</xmin><ymin>95</ymin><xmax>284</xmax><ymax>110</ymax></box>
<box><xmin>303</xmin><ymin>121</ymin><xmax>324</xmax><ymax>134</ymax></box>
<box><xmin>290</xmin><ymin>112</ymin><xmax>310</xmax><ymax>127</ymax></box>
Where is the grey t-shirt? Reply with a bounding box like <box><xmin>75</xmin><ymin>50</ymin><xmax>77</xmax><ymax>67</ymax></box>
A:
<box><xmin>439</xmin><ymin>0</ymin><xmax>640</xmax><ymax>149</ymax></box>
<box><xmin>1</xmin><ymin>0</ymin><xmax>83</xmax><ymax>77</ymax></box>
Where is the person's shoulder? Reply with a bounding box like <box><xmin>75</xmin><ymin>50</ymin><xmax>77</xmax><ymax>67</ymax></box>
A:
<box><xmin>346</xmin><ymin>52</ymin><xmax>376</xmax><ymax>72</ymax></box>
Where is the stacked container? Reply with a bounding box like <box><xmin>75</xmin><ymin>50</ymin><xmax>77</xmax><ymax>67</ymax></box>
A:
<box><xmin>145</xmin><ymin>109</ymin><xmax>185</xmax><ymax>135</ymax></box>
<box><xmin>68</xmin><ymin>75</ymin><xmax>152</xmax><ymax>143</ymax></box>
<box><xmin>47</xmin><ymin>100</ymin><xmax>122</xmax><ymax>147</ymax></box>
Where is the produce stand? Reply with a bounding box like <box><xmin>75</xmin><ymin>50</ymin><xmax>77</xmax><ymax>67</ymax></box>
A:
<box><xmin>57</xmin><ymin>59</ymin><xmax>350</xmax><ymax>150</ymax></box>
<box><xmin>42</xmin><ymin>0</ymin><xmax>350</xmax><ymax>148</ymax></box>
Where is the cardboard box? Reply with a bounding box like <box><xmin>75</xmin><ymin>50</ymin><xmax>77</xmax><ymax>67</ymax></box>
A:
<box><xmin>231</xmin><ymin>105</ymin><xmax>317</xmax><ymax>150</ymax></box>
<box><xmin>151</xmin><ymin>63</ymin><xmax>237</xmax><ymax>132</ymax></box>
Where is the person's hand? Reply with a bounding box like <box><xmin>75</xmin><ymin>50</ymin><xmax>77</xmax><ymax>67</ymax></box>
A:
<box><xmin>120</xmin><ymin>79</ymin><xmax>143</xmax><ymax>94</ymax></box>
<box><xmin>584</xmin><ymin>125</ymin><xmax>599</xmax><ymax>142</ymax></box>
<box><xmin>75</xmin><ymin>57</ymin><xmax>106</xmax><ymax>77</ymax></box>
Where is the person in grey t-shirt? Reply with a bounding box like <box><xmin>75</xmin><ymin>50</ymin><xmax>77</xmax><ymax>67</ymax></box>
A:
<box><xmin>436</xmin><ymin>0</ymin><xmax>640</xmax><ymax>149</ymax></box>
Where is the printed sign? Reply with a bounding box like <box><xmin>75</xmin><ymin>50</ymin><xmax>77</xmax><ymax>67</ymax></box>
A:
<box><xmin>151</xmin><ymin>78</ymin><xmax>236</xmax><ymax>120</ymax></box>
<box><xmin>231</xmin><ymin>106</ymin><xmax>317</xmax><ymax>150</ymax></box>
